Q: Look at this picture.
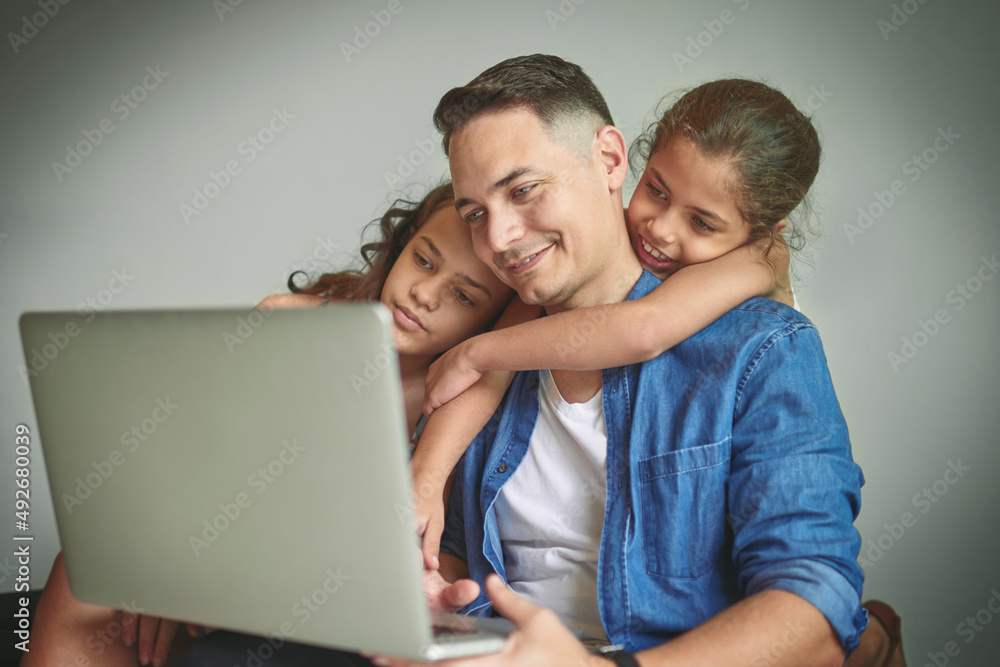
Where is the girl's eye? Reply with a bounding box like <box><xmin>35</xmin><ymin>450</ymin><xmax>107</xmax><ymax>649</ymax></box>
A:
<box><xmin>646</xmin><ymin>183</ymin><xmax>667</xmax><ymax>199</ymax></box>
<box><xmin>415</xmin><ymin>252</ymin><xmax>432</xmax><ymax>268</ymax></box>
<box><xmin>454</xmin><ymin>289</ymin><xmax>474</xmax><ymax>306</ymax></box>
<box><xmin>694</xmin><ymin>218</ymin><xmax>716</xmax><ymax>233</ymax></box>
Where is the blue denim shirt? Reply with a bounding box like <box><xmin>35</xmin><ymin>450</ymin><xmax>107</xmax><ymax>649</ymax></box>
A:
<box><xmin>440</xmin><ymin>271</ymin><xmax>868</xmax><ymax>653</ymax></box>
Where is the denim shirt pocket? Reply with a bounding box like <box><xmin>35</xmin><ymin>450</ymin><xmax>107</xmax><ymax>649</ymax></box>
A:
<box><xmin>639</xmin><ymin>438</ymin><xmax>731</xmax><ymax>580</ymax></box>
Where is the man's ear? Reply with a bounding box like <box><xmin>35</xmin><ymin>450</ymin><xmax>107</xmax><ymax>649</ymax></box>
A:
<box><xmin>594</xmin><ymin>125</ymin><xmax>628</xmax><ymax>192</ymax></box>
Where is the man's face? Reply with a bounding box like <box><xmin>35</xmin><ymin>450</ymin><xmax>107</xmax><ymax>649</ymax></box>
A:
<box><xmin>448</xmin><ymin>108</ymin><xmax>619</xmax><ymax>310</ymax></box>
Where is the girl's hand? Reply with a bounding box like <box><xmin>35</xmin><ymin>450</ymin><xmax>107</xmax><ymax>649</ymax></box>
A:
<box><xmin>424</xmin><ymin>340</ymin><xmax>483</xmax><ymax>415</ymax></box>
<box><xmin>121</xmin><ymin>612</ymin><xmax>179</xmax><ymax>667</ymax></box>
<box><xmin>413</xmin><ymin>475</ymin><xmax>447</xmax><ymax>570</ymax></box>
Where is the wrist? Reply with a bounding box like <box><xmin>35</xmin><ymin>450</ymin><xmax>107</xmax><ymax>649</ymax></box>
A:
<box><xmin>410</xmin><ymin>464</ymin><xmax>448</xmax><ymax>499</ymax></box>
<box><xmin>458</xmin><ymin>335</ymin><xmax>487</xmax><ymax>373</ymax></box>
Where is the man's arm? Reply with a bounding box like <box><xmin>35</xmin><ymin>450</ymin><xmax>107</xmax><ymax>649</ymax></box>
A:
<box><xmin>628</xmin><ymin>321</ymin><xmax>864</xmax><ymax>666</ymax></box>
<box><xmin>629</xmin><ymin>589</ymin><xmax>843</xmax><ymax>666</ymax></box>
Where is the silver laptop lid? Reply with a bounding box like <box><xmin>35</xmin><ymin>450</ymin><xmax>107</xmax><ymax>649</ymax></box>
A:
<box><xmin>20</xmin><ymin>305</ymin><xmax>441</xmax><ymax>658</ymax></box>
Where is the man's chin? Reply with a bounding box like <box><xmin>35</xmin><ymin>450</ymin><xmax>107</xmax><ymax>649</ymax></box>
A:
<box><xmin>513</xmin><ymin>279</ymin><xmax>566</xmax><ymax>309</ymax></box>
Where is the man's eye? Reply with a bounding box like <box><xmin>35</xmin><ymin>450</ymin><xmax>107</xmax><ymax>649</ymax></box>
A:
<box><xmin>455</xmin><ymin>289</ymin><xmax>474</xmax><ymax>306</ymax></box>
<box><xmin>465</xmin><ymin>210</ymin><xmax>484</xmax><ymax>223</ymax></box>
<box><xmin>513</xmin><ymin>184</ymin><xmax>534</xmax><ymax>197</ymax></box>
<box><xmin>415</xmin><ymin>252</ymin><xmax>432</xmax><ymax>268</ymax></box>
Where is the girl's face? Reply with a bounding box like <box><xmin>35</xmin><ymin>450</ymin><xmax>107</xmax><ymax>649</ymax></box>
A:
<box><xmin>380</xmin><ymin>205</ymin><xmax>512</xmax><ymax>358</ymax></box>
<box><xmin>627</xmin><ymin>137</ymin><xmax>754</xmax><ymax>279</ymax></box>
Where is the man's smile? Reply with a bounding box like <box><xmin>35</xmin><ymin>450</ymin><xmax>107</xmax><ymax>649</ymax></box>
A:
<box><xmin>502</xmin><ymin>244</ymin><xmax>554</xmax><ymax>276</ymax></box>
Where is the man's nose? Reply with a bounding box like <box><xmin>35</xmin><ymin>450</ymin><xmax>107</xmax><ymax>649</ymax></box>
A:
<box><xmin>485</xmin><ymin>207</ymin><xmax>525</xmax><ymax>254</ymax></box>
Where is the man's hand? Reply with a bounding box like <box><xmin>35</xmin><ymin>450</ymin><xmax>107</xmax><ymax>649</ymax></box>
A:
<box><xmin>423</xmin><ymin>341</ymin><xmax>483</xmax><ymax>416</ymax></box>
<box><xmin>369</xmin><ymin>574</ymin><xmax>607</xmax><ymax>667</ymax></box>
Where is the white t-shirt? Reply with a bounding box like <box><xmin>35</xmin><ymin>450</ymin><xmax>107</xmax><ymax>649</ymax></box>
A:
<box><xmin>493</xmin><ymin>369</ymin><xmax>608</xmax><ymax>641</ymax></box>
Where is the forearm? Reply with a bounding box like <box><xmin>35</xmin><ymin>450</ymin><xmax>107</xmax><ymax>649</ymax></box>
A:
<box><xmin>634</xmin><ymin>590</ymin><xmax>844</xmax><ymax>667</ymax></box>
<box><xmin>411</xmin><ymin>370</ymin><xmax>512</xmax><ymax>496</ymax></box>
<box><xmin>465</xmin><ymin>244</ymin><xmax>778</xmax><ymax>373</ymax></box>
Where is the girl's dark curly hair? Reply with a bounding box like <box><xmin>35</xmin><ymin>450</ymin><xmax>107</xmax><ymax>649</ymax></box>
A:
<box><xmin>287</xmin><ymin>183</ymin><xmax>455</xmax><ymax>301</ymax></box>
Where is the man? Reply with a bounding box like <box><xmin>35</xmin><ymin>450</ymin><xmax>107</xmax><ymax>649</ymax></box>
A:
<box><xmin>379</xmin><ymin>54</ymin><xmax>867</xmax><ymax>666</ymax></box>
<box><xmin>174</xmin><ymin>54</ymin><xmax>868</xmax><ymax>666</ymax></box>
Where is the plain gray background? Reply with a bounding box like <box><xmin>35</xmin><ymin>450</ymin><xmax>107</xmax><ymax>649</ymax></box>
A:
<box><xmin>2</xmin><ymin>0</ymin><xmax>997</xmax><ymax>663</ymax></box>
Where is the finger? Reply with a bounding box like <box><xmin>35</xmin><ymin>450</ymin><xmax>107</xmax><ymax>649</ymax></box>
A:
<box><xmin>421</xmin><ymin>518</ymin><xmax>442</xmax><ymax>571</ymax></box>
<box><xmin>422</xmin><ymin>393</ymin><xmax>438</xmax><ymax>417</ymax></box>
<box><xmin>442</xmin><ymin>577</ymin><xmax>480</xmax><ymax>610</ymax></box>
<box><xmin>152</xmin><ymin>619</ymin><xmax>179</xmax><ymax>667</ymax></box>
<box><xmin>121</xmin><ymin>611</ymin><xmax>138</xmax><ymax>647</ymax></box>
<box><xmin>137</xmin><ymin>615</ymin><xmax>159</xmax><ymax>665</ymax></box>
<box><xmin>413</xmin><ymin>509</ymin><xmax>429</xmax><ymax>538</ymax></box>
<box><xmin>483</xmin><ymin>574</ymin><xmax>537</xmax><ymax>625</ymax></box>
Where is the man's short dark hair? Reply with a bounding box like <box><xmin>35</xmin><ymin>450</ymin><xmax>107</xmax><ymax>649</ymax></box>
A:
<box><xmin>433</xmin><ymin>54</ymin><xmax>614</xmax><ymax>157</ymax></box>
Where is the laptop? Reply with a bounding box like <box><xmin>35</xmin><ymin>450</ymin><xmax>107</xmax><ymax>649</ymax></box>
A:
<box><xmin>19</xmin><ymin>304</ymin><xmax>512</xmax><ymax>661</ymax></box>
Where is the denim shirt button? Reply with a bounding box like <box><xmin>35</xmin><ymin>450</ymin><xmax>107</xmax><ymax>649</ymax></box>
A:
<box><xmin>530</xmin><ymin>378</ymin><xmax>539</xmax><ymax>390</ymax></box>
<box><xmin>496</xmin><ymin>463</ymin><xmax>508</xmax><ymax>473</ymax></box>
